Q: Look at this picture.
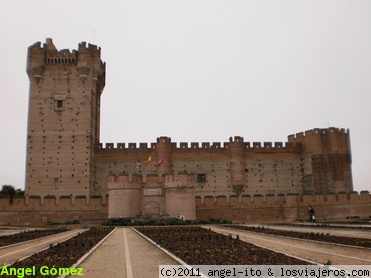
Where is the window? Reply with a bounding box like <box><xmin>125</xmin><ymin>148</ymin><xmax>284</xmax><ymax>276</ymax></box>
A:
<box><xmin>197</xmin><ymin>174</ymin><xmax>206</xmax><ymax>183</ymax></box>
<box><xmin>55</xmin><ymin>100</ymin><xmax>63</xmax><ymax>108</ymax></box>
<box><xmin>54</xmin><ymin>94</ymin><xmax>66</xmax><ymax>111</ymax></box>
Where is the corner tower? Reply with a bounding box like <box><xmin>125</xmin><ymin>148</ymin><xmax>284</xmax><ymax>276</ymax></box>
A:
<box><xmin>288</xmin><ymin>128</ymin><xmax>353</xmax><ymax>194</ymax></box>
<box><xmin>25</xmin><ymin>39</ymin><xmax>105</xmax><ymax>198</ymax></box>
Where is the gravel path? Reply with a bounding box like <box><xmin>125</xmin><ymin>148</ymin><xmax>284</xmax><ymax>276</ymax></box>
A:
<box><xmin>71</xmin><ymin>227</ymin><xmax>179</xmax><ymax>278</ymax></box>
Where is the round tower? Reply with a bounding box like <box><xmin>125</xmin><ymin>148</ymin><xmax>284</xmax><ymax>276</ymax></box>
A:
<box><xmin>229</xmin><ymin>136</ymin><xmax>246</xmax><ymax>195</ymax></box>
<box><xmin>164</xmin><ymin>172</ymin><xmax>196</xmax><ymax>220</ymax></box>
<box><xmin>107</xmin><ymin>173</ymin><xmax>141</xmax><ymax>218</ymax></box>
<box><xmin>156</xmin><ymin>136</ymin><xmax>172</xmax><ymax>177</ymax></box>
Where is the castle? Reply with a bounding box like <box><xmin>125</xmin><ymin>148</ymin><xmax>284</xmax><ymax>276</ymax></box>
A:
<box><xmin>1</xmin><ymin>39</ymin><xmax>370</xmax><ymax>226</ymax></box>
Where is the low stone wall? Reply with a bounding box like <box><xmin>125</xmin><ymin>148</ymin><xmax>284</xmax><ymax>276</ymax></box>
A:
<box><xmin>1</xmin><ymin>191</ymin><xmax>370</xmax><ymax>226</ymax></box>
<box><xmin>196</xmin><ymin>191</ymin><xmax>371</xmax><ymax>222</ymax></box>
<box><xmin>0</xmin><ymin>196</ymin><xmax>107</xmax><ymax>226</ymax></box>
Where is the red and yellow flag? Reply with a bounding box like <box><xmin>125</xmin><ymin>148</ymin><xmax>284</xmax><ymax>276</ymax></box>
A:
<box><xmin>145</xmin><ymin>156</ymin><xmax>152</xmax><ymax>167</ymax></box>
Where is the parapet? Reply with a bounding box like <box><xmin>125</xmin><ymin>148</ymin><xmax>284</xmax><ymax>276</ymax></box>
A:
<box><xmin>28</xmin><ymin>38</ymin><xmax>102</xmax><ymax>64</ymax></box>
<box><xmin>95</xmin><ymin>137</ymin><xmax>301</xmax><ymax>152</ymax></box>
<box><xmin>250</xmin><ymin>141</ymin><xmax>300</xmax><ymax>152</ymax></box>
<box><xmin>164</xmin><ymin>171</ymin><xmax>196</xmax><ymax>188</ymax></box>
<box><xmin>78</xmin><ymin>41</ymin><xmax>102</xmax><ymax>57</ymax></box>
<box><xmin>145</xmin><ymin>174</ymin><xmax>160</xmax><ymax>185</ymax></box>
<box><xmin>157</xmin><ymin>136</ymin><xmax>171</xmax><ymax>143</ymax></box>
<box><xmin>95</xmin><ymin>142</ymin><xmax>156</xmax><ymax>150</ymax></box>
<box><xmin>177</xmin><ymin>171</ymin><xmax>196</xmax><ymax>183</ymax></box>
<box><xmin>108</xmin><ymin>173</ymin><xmax>142</xmax><ymax>190</ymax></box>
<box><xmin>27</xmin><ymin>38</ymin><xmax>105</xmax><ymax>83</ymax></box>
<box><xmin>288</xmin><ymin>127</ymin><xmax>349</xmax><ymax>141</ymax></box>
<box><xmin>229</xmin><ymin>136</ymin><xmax>244</xmax><ymax>143</ymax></box>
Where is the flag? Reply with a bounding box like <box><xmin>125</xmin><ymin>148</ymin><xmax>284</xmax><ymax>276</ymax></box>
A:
<box><xmin>157</xmin><ymin>157</ymin><xmax>165</xmax><ymax>167</ymax></box>
<box><xmin>145</xmin><ymin>156</ymin><xmax>152</xmax><ymax>167</ymax></box>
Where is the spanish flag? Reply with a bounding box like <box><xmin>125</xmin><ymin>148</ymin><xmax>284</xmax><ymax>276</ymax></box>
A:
<box><xmin>145</xmin><ymin>156</ymin><xmax>152</xmax><ymax>167</ymax></box>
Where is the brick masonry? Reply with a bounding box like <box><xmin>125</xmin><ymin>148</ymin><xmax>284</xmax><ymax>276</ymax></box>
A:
<box><xmin>1</xmin><ymin>39</ymin><xmax>369</xmax><ymax>226</ymax></box>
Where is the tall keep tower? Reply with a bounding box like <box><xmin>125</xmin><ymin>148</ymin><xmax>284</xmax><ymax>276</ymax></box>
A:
<box><xmin>25</xmin><ymin>39</ymin><xmax>105</xmax><ymax>198</ymax></box>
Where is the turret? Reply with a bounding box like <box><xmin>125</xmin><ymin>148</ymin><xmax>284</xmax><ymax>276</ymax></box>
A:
<box><xmin>229</xmin><ymin>136</ymin><xmax>246</xmax><ymax>195</ymax></box>
<box><xmin>156</xmin><ymin>136</ymin><xmax>172</xmax><ymax>177</ymax></box>
<box><xmin>288</xmin><ymin>128</ymin><xmax>353</xmax><ymax>194</ymax></box>
<box><xmin>26</xmin><ymin>41</ymin><xmax>46</xmax><ymax>83</ymax></box>
<box><xmin>164</xmin><ymin>172</ymin><xmax>196</xmax><ymax>220</ymax></box>
<box><xmin>107</xmin><ymin>173</ymin><xmax>142</xmax><ymax>218</ymax></box>
<box><xmin>76</xmin><ymin>42</ymin><xmax>91</xmax><ymax>83</ymax></box>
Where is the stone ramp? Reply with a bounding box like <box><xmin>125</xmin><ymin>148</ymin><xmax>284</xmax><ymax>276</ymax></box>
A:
<box><xmin>71</xmin><ymin>227</ymin><xmax>179</xmax><ymax>278</ymax></box>
<box><xmin>262</xmin><ymin>224</ymin><xmax>371</xmax><ymax>239</ymax></box>
<box><xmin>210</xmin><ymin>226</ymin><xmax>371</xmax><ymax>265</ymax></box>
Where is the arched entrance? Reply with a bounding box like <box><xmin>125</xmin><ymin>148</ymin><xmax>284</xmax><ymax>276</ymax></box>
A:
<box><xmin>144</xmin><ymin>201</ymin><xmax>160</xmax><ymax>217</ymax></box>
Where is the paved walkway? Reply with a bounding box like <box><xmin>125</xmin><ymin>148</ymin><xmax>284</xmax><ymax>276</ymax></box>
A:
<box><xmin>210</xmin><ymin>226</ymin><xmax>371</xmax><ymax>265</ymax></box>
<box><xmin>72</xmin><ymin>228</ymin><xmax>179</xmax><ymax>278</ymax></box>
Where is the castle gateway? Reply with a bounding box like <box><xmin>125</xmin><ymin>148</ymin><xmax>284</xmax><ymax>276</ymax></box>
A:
<box><xmin>11</xmin><ymin>38</ymin><xmax>362</xmax><ymax>225</ymax></box>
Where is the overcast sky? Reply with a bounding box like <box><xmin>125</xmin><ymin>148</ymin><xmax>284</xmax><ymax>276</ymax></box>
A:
<box><xmin>0</xmin><ymin>1</ymin><xmax>370</xmax><ymax>192</ymax></box>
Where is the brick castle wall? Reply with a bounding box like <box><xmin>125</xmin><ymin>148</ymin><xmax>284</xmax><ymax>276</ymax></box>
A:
<box><xmin>6</xmin><ymin>39</ymin><xmax>362</xmax><ymax>226</ymax></box>
<box><xmin>1</xmin><ymin>191</ymin><xmax>369</xmax><ymax>226</ymax></box>
<box><xmin>0</xmin><ymin>196</ymin><xmax>107</xmax><ymax>226</ymax></box>
<box><xmin>94</xmin><ymin>128</ymin><xmax>352</xmax><ymax>199</ymax></box>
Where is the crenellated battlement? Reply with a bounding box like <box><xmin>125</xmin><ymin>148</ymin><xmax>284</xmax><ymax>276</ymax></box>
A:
<box><xmin>2</xmin><ymin>191</ymin><xmax>368</xmax><ymax>208</ymax></box>
<box><xmin>107</xmin><ymin>171</ymin><xmax>195</xmax><ymax>186</ymax></box>
<box><xmin>95</xmin><ymin>139</ymin><xmax>301</xmax><ymax>152</ymax></box>
<box><xmin>95</xmin><ymin>142</ymin><xmax>157</xmax><ymax>150</ymax></box>
<box><xmin>78</xmin><ymin>41</ymin><xmax>102</xmax><ymax>56</ymax></box>
<box><xmin>45</xmin><ymin>49</ymin><xmax>77</xmax><ymax>65</ymax></box>
<box><xmin>178</xmin><ymin>142</ymin><xmax>227</xmax><ymax>149</ymax></box>
<box><xmin>93</xmin><ymin>127</ymin><xmax>309</xmax><ymax>151</ymax></box>
<box><xmin>288</xmin><ymin>127</ymin><xmax>349</xmax><ymax>141</ymax></box>
<box><xmin>163</xmin><ymin>171</ymin><xmax>196</xmax><ymax>188</ymax></box>
<box><xmin>250</xmin><ymin>141</ymin><xmax>300</xmax><ymax>151</ymax></box>
<box><xmin>2</xmin><ymin>190</ymin><xmax>369</xmax><ymax>225</ymax></box>
<box><xmin>27</xmin><ymin>38</ymin><xmax>103</xmax><ymax>68</ymax></box>
<box><xmin>229</xmin><ymin>136</ymin><xmax>244</xmax><ymax>143</ymax></box>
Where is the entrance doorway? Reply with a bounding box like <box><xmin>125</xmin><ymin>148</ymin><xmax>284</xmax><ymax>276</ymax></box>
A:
<box><xmin>144</xmin><ymin>201</ymin><xmax>160</xmax><ymax>217</ymax></box>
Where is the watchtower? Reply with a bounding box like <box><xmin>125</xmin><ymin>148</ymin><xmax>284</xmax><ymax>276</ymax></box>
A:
<box><xmin>288</xmin><ymin>128</ymin><xmax>353</xmax><ymax>193</ymax></box>
<box><xmin>25</xmin><ymin>38</ymin><xmax>105</xmax><ymax>198</ymax></box>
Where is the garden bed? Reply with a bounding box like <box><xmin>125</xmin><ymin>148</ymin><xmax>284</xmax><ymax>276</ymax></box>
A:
<box><xmin>227</xmin><ymin>225</ymin><xmax>371</xmax><ymax>248</ymax></box>
<box><xmin>1</xmin><ymin>226</ymin><xmax>114</xmax><ymax>278</ymax></box>
<box><xmin>0</xmin><ymin>229</ymin><xmax>67</xmax><ymax>247</ymax></box>
<box><xmin>271</xmin><ymin>222</ymin><xmax>371</xmax><ymax>230</ymax></box>
<box><xmin>136</xmin><ymin>226</ymin><xmax>310</xmax><ymax>265</ymax></box>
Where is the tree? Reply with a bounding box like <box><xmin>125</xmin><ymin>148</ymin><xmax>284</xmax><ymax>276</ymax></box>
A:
<box><xmin>0</xmin><ymin>185</ymin><xmax>23</xmax><ymax>204</ymax></box>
